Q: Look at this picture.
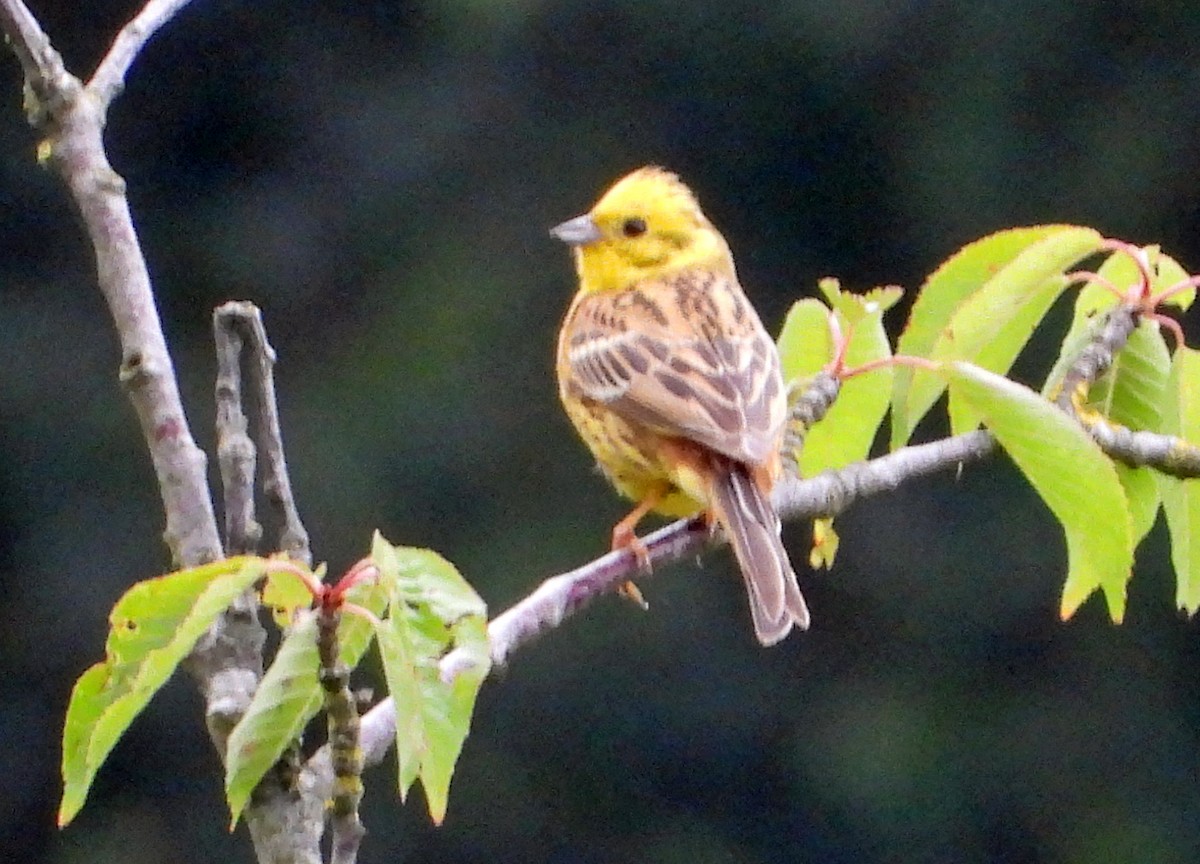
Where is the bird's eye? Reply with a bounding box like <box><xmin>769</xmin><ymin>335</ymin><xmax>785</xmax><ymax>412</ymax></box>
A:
<box><xmin>621</xmin><ymin>217</ymin><xmax>648</xmax><ymax>238</ymax></box>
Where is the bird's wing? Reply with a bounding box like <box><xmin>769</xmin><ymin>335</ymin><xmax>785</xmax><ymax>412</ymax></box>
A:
<box><xmin>562</xmin><ymin>270</ymin><xmax>786</xmax><ymax>465</ymax></box>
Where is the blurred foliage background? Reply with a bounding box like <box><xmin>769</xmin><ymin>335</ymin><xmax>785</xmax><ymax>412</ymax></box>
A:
<box><xmin>3</xmin><ymin>1</ymin><xmax>1200</xmax><ymax>862</ymax></box>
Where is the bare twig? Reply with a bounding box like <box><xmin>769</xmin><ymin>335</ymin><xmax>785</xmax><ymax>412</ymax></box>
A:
<box><xmin>215</xmin><ymin>308</ymin><xmax>263</xmax><ymax>556</ymax></box>
<box><xmin>0</xmin><ymin>0</ymin><xmax>72</xmax><ymax>124</ymax></box>
<box><xmin>1079</xmin><ymin>419</ymin><xmax>1200</xmax><ymax>476</ymax></box>
<box><xmin>89</xmin><ymin>0</ymin><xmax>196</xmax><ymax>108</ymax></box>
<box><xmin>236</xmin><ymin>304</ymin><xmax>312</xmax><ymax>565</ymax></box>
<box><xmin>213</xmin><ymin>303</ymin><xmax>313</xmax><ymax>562</ymax></box>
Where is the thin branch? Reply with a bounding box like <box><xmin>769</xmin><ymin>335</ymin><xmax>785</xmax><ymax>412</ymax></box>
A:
<box><xmin>0</xmin><ymin>0</ymin><xmax>74</xmax><ymax>124</ymax></box>
<box><xmin>88</xmin><ymin>0</ymin><xmax>196</xmax><ymax>109</ymax></box>
<box><xmin>772</xmin><ymin>429</ymin><xmax>996</xmax><ymax>517</ymax></box>
<box><xmin>2</xmin><ymin>0</ymin><xmax>221</xmax><ymax>568</ymax></box>
<box><xmin>214</xmin><ymin>308</ymin><xmax>263</xmax><ymax>555</ymax></box>
<box><xmin>1054</xmin><ymin>303</ymin><xmax>1200</xmax><ymax>477</ymax></box>
<box><xmin>1053</xmin><ymin>304</ymin><xmax>1140</xmax><ymax>414</ymax></box>
<box><xmin>450</xmin><ymin>428</ymin><xmax>997</xmax><ymax>676</ymax></box>
<box><xmin>245</xmin><ymin>307</ymin><xmax>313</xmax><ymax>565</ymax></box>
<box><xmin>1078</xmin><ymin>418</ymin><xmax>1200</xmax><ymax>476</ymax></box>
<box><xmin>317</xmin><ymin>427</ymin><xmax>1000</xmax><ymax>787</ymax></box>
<box><xmin>318</xmin><ymin>607</ymin><xmax>366</xmax><ymax>864</ymax></box>
<box><xmin>213</xmin><ymin>303</ymin><xmax>313</xmax><ymax>563</ymax></box>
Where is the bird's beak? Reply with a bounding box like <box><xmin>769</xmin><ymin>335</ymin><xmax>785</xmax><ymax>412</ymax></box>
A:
<box><xmin>549</xmin><ymin>214</ymin><xmax>603</xmax><ymax>246</ymax></box>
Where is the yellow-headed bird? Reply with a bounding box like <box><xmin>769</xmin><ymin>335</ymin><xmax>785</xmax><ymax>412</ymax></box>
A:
<box><xmin>551</xmin><ymin>166</ymin><xmax>809</xmax><ymax>645</ymax></box>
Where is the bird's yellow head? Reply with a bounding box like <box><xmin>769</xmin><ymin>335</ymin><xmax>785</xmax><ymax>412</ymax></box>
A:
<box><xmin>551</xmin><ymin>166</ymin><xmax>734</xmax><ymax>294</ymax></box>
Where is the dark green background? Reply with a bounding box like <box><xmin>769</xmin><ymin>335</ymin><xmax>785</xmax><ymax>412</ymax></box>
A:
<box><xmin>3</xmin><ymin>2</ymin><xmax>1199</xmax><ymax>862</ymax></box>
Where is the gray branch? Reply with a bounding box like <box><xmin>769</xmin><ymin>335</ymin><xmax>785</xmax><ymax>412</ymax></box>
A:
<box><xmin>215</xmin><ymin>307</ymin><xmax>264</xmax><ymax>556</ymax></box>
<box><xmin>213</xmin><ymin>302</ymin><xmax>312</xmax><ymax>563</ymax></box>
<box><xmin>89</xmin><ymin>0</ymin><xmax>195</xmax><ymax>108</ymax></box>
<box><xmin>1055</xmin><ymin>304</ymin><xmax>1200</xmax><ymax>477</ymax></box>
<box><xmin>331</xmin><ymin>428</ymin><xmax>999</xmax><ymax>785</ymax></box>
<box><xmin>0</xmin><ymin>4</ymin><xmax>320</xmax><ymax>863</ymax></box>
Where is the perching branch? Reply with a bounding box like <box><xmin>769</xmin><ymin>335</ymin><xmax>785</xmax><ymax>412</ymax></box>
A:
<box><xmin>343</xmin><ymin>296</ymin><xmax>1200</xmax><ymax>778</ymax></box>
<box><xmin>322</xmin><ymin>425</ymin><xmax>1000</xmax><ymax>788</ymax></box>
<box><xmin>441</xmin><ymin>428</ymin><xmax>998</xmax><ymax>679</ymax></box>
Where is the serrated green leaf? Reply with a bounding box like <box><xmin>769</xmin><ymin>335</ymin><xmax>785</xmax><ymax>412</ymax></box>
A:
<box><xmin>59</xmin><ymin>557</ymin><xmax>266</xmax><ymax>827</ymax></box>
<box><xmin>816</xmin><ymin>277</ymin><xmax>864</xmax><ymax>325</ymax></box>
<box><xmin>862</xmin><ymin>284</ymin><xmax>905</xmax><ymax>312</ymax></box>
<box><xmin>224</xmin><ymin>612</ymin><xmax>321</xmax><ymax>827</ymax></box>
<box><xmin>1090</xmin><ymin>322</ymin><xmax>1171</xmax><ymax>433</ymax></box>
<box><xmin>813</xmin><ymin>278</ymin><xmax>902</xmax><ymax>324</ymax></box>
<box><xmin>1157</xmin><ymin>252</ymin><xmax>1195</xmax><ymax>311</ymax></box>
<box><xmin>800</xmin><ymin>301</ymin><xmax>893</xmax><ymax>476</ymax></box>
<box><xmin>1156</xmin><ymin>347</ymin><xmax>1200</xmax><ymax>614</ymax></box>
<box><xmin>372</xmin><ymin>533</ymin><xmax>488</xmax><ymax>825</ymax></box>
<box><xmin>372</xmin><ymin>533</ymin><xmax>486</xmax><ymax>623</ymax></box>
<box><xmin>377</xmin><ymin>620</ymin><xmax>424</xmax><ymax>797</ymax></box>
<box><xmin>948</xmin><ymin>363</ymin><xmax>1133</xmax><ymax>622</ymax></box>
<box><xmin>224</xmin><ymin>574</ymin><xmax>387</xmax><ymax>827</ymax></box>
<box><xmin>417</xmin><ymin>616</ymin><xmax>488</xmax><ymax>824</ymax></box>
<box><xmin>1116</xmin><ymin>464</ymin><xmax>1161</xmax><ymax>547</ymax></box>
<box><xmin>776</xmin><ymin>298</ymin><xmax>834</xmax><ymax>385</ymax></box>
<box><xmin>776</xmin><ymin>290</ymin><xmax>895</xmax><ymax>475</ymax></box>
<box><xmin>338</xmin><ymin>576</ymin><xmax>391</xmax><ymax>667</ymax></box>
<box><xmin>893</xmin><ymin>226</ymin><xmax>1103</xmax><ymax>446</ymax></box>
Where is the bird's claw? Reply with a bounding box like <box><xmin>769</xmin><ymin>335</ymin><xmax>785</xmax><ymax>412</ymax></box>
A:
<box><xmin>612</xmin><ymin>524</ymin><xmax>652</xmax><ymax>610</ymax></box>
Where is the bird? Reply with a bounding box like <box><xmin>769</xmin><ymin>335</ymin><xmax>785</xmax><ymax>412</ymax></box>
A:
<box><xmin>550</xmin><ymin>166</ymin><xmax>810</xmax><ymax>645</ymax></box>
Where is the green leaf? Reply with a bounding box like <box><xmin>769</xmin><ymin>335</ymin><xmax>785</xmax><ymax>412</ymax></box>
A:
<box><xmin>416</xmin><ymin>616</ymin><xmax>489</xmax><ymax>824</ymax></box>
<box><xmin>802</xmin><ymin>298</ymin><xmax>894</xmax><ymax>476</ymax></box>
<box><xmin>60</xmin><ymin>557</ymin><xmax>267</xmax><ymax>827</ymax></box>
<box><xmin>1156</xmin><ymin>347</ymin><xmax>1200</xmax><ymax>615</ymax></box>
<box><xmin>261</xmin><ymin>565</ymin><xmax>321</xmax><ymax>627</ymax></box>
<box><xmin>1117</xmin><ymin>464</ymin><xmax>1161</xmax><ymax>547</ymax></box>
<box><xmin>224</xmin><ymin>575</ymin><xmax>387</xmax><ymax>827</ymax></box>
<box><xmin>224</xmin><ymin>612</ymin><xmax>320</xmax><ymax>828</ymax></box>
<box><xmin>1089</xmin><ymin>322</ymin><xmax>1171</xmax><ymax>433</ymax></box>
<box><xmin>776</xmin><ymin>287</ymin><xmax>897</xmax><ymax>475</ymax></box>
<box><xmin>1157</xmin><ymin>251</ymin><xmax>1195</xmax><ymax>311</ymax></box>
<box><xmin>948</xmin><ymin>363</ymin><xmax>1133</xmax><ymax>622</ymax></box>
<box><xmin>893</xmin><ymin>226</ymin><xmax>1104</xmax><ymax>446</ymax></box>
<box><xmin>777</xmin><ymin>298</ymin><xmax>834</xmax><ymax>384</ymax></box>
<box><xmin>1036</xmin><ymin>247</ymin><xmax>1187</xmax><ymax>552</ymax></box>
<box><xmin>816</xmin><ymin>277</ymin><xmax>903</xmax><ymax>326</ymax></box>
<box><xmin>372</xmin><ymin>533</ymin><xmax>486</xmax><ymax>623</ymax></box>
<box><xmin>372</xmin><ymin>533</ymin><xmax>488</xmax><ymax>825</ymax></box>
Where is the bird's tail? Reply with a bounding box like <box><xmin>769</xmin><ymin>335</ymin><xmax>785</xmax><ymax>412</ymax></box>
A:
<box><xmin>708</xmin><ymin>463</ymin><xmax>810</xmax><ymax>645</ymax></box>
